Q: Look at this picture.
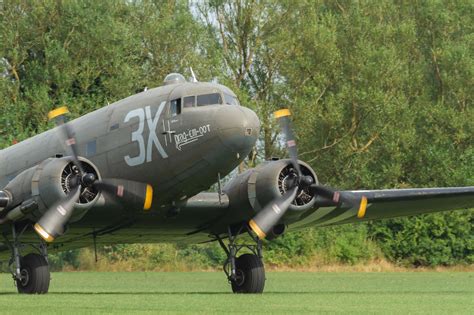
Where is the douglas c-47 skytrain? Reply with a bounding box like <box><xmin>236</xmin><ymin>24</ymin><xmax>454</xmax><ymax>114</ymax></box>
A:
<box><xmin>0</xmin><ymin>73</ymin><xmax>472</xmax><ymax>294</ymax></box>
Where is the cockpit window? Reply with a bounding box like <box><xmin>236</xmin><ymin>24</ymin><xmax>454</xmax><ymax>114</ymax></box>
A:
<box><xmin>197</xmin><ymin>93</ymin><xmax>222</xmax><ymax>106</ymax></box>
<box><xmin>183</xmin><ymin>96</ymin><xmax>195</xmax><ymax>108</ymax></box>
<box><xmin>224</xmin><ymin>94</ymin><xmax>240</xmax><ymax>106</ymax></box>
<box><xmin>170</xmin><ymin>98</ymin><xmax>181</xmax><ymax>116</ymax></box>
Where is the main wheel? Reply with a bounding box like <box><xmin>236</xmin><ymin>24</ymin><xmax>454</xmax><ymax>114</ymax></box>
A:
<box><xmin>16</xmin><ymin>253</ymin><xmax>50</xmax><ymax>294</ymax></box>
<box><xmin>231</xmin><ymin>253</ymin><xmax>265</xmax><ymax>294</ymax></box>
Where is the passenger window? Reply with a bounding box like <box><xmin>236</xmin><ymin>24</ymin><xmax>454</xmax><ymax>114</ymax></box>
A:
<box><xmin>183</xmin><ymin>96</ymin><xmax>195</xmax><ymax>108</ymax></box>
<box><xmin>197</xmin><ymin>93</ymin><xmax>222</xmax><ymax>106</ymax></box>
<box><xmin>224</xmin><ymin>94</ymin><xmax>240</xmax><ymax>106</ymax></box>
<box><xmin>170</xmin><ymin>99</ymin><xmax>181</xmax><ymax>116</ymax></box>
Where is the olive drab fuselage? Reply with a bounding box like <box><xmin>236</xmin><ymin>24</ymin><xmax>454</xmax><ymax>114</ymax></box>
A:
<box><xmin>0</xmin><ymin>78</ymin><xmax>260</xmax><ymax>249</ymax></box>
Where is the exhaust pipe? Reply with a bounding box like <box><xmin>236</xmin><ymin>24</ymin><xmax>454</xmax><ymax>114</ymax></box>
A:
<box><xmin>265</xmin><ymin>224</ymin><xmax>286</xmax><ymax>241</ymax></box>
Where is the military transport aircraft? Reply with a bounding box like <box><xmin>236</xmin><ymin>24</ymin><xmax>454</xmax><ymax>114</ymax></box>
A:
<box><xmin>0</xmin><ymin>73</ymin><xmax>472</xmax><ymax>294</ymax></box>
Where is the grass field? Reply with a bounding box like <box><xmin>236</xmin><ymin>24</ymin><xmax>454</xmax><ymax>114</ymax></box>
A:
<box><xmin>0</xmin><ymin>271</ymin><xmax>472</xmax><ymax>314</ymax></box>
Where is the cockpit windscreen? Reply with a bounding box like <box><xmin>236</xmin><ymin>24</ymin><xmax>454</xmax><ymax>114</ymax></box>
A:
<box><xmin>197</xmin><ymin>93</ymin><xmax>222</xmax><ymax>106</ymax></box>
<box><xmin>224</xmin><ymin>94</ymin><xmax>240</xmax><ymax>106</ymax></box>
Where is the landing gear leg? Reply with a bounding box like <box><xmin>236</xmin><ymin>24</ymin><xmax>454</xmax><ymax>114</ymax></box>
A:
<box><xmin>7</xmin><ymin>223</ymin><xmax>50</xmax><ymax>294</ymax></box>
<box><xmin>217</xmin><ymin>226</ymin><xmax>265</xmax><ymax>294</ymax></box>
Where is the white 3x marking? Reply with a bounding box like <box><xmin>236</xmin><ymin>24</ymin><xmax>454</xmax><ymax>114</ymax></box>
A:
<box><xmin>124</xmin><ymin>101</ymin><xmax>168</xmax><ymax>166</ymax></box>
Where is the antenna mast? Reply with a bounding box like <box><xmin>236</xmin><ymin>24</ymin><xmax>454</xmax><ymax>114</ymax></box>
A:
<box><xmin>190</xmin><ymin>67</ymin><xmax>198</xmax><ymax>82</ymax></box>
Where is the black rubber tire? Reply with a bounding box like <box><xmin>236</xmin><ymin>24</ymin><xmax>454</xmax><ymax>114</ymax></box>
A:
<box><xmin>16</xmin><ymin>253</ymin><xmax>50</xmax><ymax>294</ymax></box>
<box><xmin>231</xmin><ymin>253</ymin><xmax>265</xmax><ymax>294</ymax></box>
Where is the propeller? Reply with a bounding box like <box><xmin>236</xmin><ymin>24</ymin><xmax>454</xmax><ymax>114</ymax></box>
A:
<box><xmin>34</xmin><ymin>107</ymin><xmax>153</xmax><ymax>242</ymax></box>
<box><xmin>248</xmin><ymin>109</ymin><xmax>368</xmax><ymax>239</ymax></box>
<box><xmin>48</xmin><ymin>107</ymin><xmax>84</xmax><ymax>175</ymax></box>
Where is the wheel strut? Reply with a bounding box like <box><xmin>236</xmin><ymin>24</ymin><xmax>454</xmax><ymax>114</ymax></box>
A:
<box><xmin>217</xmin><ymin>224</ymin><xmax>265</xmax><ymax>293</ymax></box>
<box><xmin>11</xmin><ymin>224</ymin><xmax>22</xmax><ymax>282</ymax></box>
<box><xmin>3</xmin><ymin>223</ymin><xmax>51</xmax><ymax>294</ymax></box>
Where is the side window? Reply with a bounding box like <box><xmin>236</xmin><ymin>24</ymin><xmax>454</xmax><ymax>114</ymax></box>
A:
<box><xmin>170</xmin><ymin>99</ymin><xmax>181</xmax><ymax>116</ymax></box>
<box><xmin>183</xmin><ymin>96</ymin><xmax>195</xmax><ymax>108</ymax></box>
<box><xmin>197</xmin><ymin>93</ymin><xmax>222</xmax><ymax>106</ymax></box>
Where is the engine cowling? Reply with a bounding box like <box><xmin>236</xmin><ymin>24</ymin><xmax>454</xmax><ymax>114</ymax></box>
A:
<box><xmin>3</xmin><ymin>157</ymin><xmax>100</xmax><ymax>222</ymax></box>
<box><xmin>223</xmin><ymin>159</ymin><xmax>318</xmax><ymax>227</ymax></box>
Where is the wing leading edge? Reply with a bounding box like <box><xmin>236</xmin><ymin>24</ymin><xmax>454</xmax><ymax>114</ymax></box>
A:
<box><xmin>290</xmin><ymin>187</ymin><xmax>474</xmax><ymax>230</ymax></box>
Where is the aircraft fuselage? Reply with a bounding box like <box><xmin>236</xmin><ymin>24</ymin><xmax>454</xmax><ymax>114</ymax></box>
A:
<box><xmin>0</xmin><ymin>79</ymin><xmax>260</xmax><ymax>242</ymax></box>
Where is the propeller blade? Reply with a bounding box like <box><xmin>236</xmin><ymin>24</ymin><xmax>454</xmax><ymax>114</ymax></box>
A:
<box><xmin>43</xmin><ymin>108</ymin><xmax>154</xmax><ymax>242</ymax></box>
<box><xmin>34</xmin><ymin>188</ymin><xmax>81</xmax><ymax>243</ymax></box>
<box><xmin>309</xmin><ymin>184</ymin><xmax>340</xmax><ymax>201</ymax></box>
<box><xmin>48</xmin><ymin>106</ymin><xmax>84</xmax><ymax>175</ymax></box>
<box><xmin>33</xmin><ymin>178</ymin><xmax>152</xmax><ymax>243</ymax></box>
<box><xmin>247</xmin><ymin>109</ymin><xmax>304</xmax><ymax>239</ymax></box>
<box><xmin>249</xmin><ymin>186</ymin><xmax>298</xmax><ymax>239</ymax></box>
<box><xmin>93</xmin><ymin>179</ymin><xmax>153</xmax><ymax>211</ymax></box>
<box><xmin>274</xmin><ymin>109</ymin><xmax>301</xmax><ymax>176</ymax></box>
<box><xmin>310</xmin><ymin>184</ymin><xmax>368</xmax><ymax>218</ymax></box>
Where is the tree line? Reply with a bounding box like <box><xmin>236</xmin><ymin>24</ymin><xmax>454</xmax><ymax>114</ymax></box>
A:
<box><xmin>0</xmin><ymin>0</ymin><xmax>472</xmax><ymax>268</ymax></box>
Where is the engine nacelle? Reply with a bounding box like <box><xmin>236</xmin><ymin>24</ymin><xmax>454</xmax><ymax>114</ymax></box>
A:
<box><xmin>3</xmin><ymin>157</ymin><xmax>100</xmax><ymax>222</ymax></box>
<box><xmin>223</xmin><ymin>159</ymin><xmax>318</xmax><ymax>224</ymax></box>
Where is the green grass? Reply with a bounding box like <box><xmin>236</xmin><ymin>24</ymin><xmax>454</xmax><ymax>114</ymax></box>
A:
<box><xmin>0</xmin><ymin>272</ymin><xmax>472</xmax><ymax>314</ymax></box>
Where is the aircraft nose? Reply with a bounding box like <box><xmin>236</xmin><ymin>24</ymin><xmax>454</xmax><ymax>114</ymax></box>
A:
<box><xmin>216</xmin><ymin>106</ymin><xmax>260</xmax><ymax>154</ymax></box>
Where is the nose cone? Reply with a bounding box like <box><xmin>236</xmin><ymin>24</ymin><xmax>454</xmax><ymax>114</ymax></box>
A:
<box><xmin>216</xmin><ymin>106</ymin><xmax>260</xmax><ymax>155</ymax></box>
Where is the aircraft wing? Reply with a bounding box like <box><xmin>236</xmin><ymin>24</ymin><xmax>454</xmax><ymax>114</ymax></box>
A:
<box><xmin>289</xmin><ymin>187</ymin><xmax>474</xmax><ymax>230</ymax></box>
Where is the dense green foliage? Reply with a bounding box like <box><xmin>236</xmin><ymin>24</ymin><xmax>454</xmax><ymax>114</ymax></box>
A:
<box><xmin>1</xmin><ymin>272</ymin><xmax>473</xmax><ymax>313</ymax></box>
<box><xmin>0</xmin><ymin>0</ymin><xmax>472</xmax><ymax>269</ymax></box>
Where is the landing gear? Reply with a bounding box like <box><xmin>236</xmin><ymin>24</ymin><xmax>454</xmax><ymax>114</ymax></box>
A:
<box><xmin>6</xmin><ymin>223</ymin><xmax>51</xmax><ymax>294</ymax></box>
<box><xmin>217</xmin><ymin>226</ymin><xmax>265</xmax><ymax>294</ymax></box>
<box><xmin>16</xmin><ymin>253</ymin><xmax>50</xmax><ymax>294</ymax></box>
<box><xmin>231</xmin><ymin>254</ymin><xmax>265</xmax><ymax>293</ymax></box>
